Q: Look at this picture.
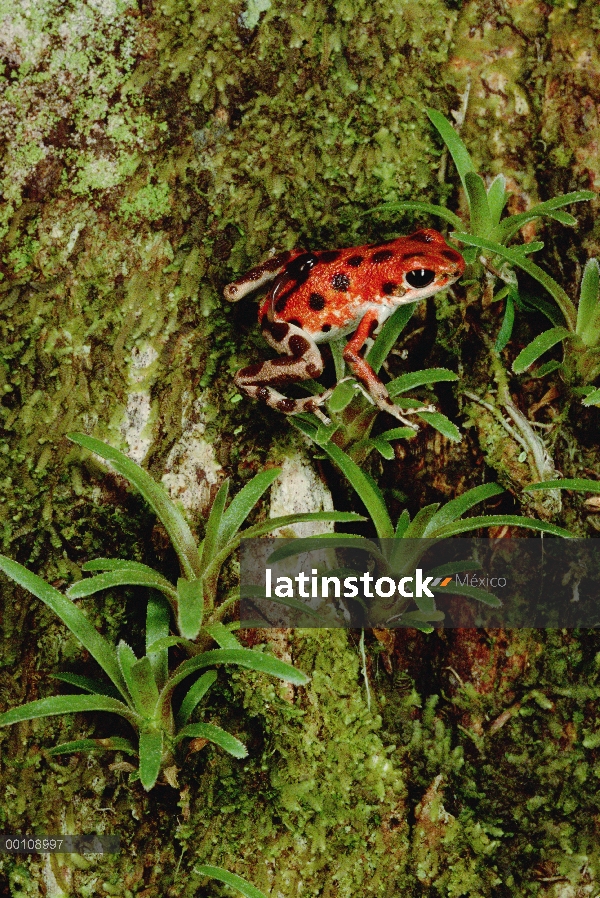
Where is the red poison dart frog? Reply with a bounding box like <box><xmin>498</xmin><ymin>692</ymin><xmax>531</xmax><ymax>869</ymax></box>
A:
<box><xmin>224</xmin><ymin>229</ymin><xmax>464</xmax><ymax>424</ymax></box>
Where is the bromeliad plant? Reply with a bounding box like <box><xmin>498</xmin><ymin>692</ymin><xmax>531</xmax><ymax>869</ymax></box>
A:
<box><xmin>512</xmin><ymin>258</ymin><xmax>600</xmax><ymax>404</ymax></box>
<box><xmin>286</xmin><ymin>419</ymin><xmax>573</xmax><ymax>631</ymax></box>
<box><xmin>367</xmin><ymin>109</ymin><xmax>596</xmax><ymax>493</ymax></box>
<box><xmin>0</xmin><ymin>434</ymin><xmax>362</xmax><ymax>789</ymax></box>
<box><xmin>370</xmin><ymin>108</ymin><xmax>594</xmax><ymax>354</ymax></box>
<box><xmin>66</xmin><ymin>433</ymin><xmax>361</xmax><ymax>640</ymax></box>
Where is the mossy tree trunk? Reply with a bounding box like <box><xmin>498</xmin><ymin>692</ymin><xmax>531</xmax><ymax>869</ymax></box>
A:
<box><xmin>1</xmin><ymin>1</ymin><xmax>599</xmax><ymax>895</ymax></box>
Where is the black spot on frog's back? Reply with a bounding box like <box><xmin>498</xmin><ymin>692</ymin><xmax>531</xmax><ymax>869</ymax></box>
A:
<box><xmin>371</xmin><ymin>249</ymin><xmax>394</xmax><ymax>264</ymax></box>
<box><xmin>331</xmin><ymin>273</ymin><xmax>350</xmax><ymax>291</ymax></box>
<box><xmin>318</xmin><ymin>250</ymin><xmax>341</xmax><ymax>263</ymax></box>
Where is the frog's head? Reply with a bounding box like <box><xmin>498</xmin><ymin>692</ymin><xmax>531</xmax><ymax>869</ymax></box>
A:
<box><xmin>389</xmin><ymin>229</ymin><xmax>465</xmax><ymax>304</ymax></box>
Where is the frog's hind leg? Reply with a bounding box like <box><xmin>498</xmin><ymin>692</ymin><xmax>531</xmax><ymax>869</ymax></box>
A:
<box><xmin>235</xmin><ymin>321</ymin><xmax>329</xmax><ymax>422</ymax></box>
<box><xmin>224</xmin><ymin>251</ymin><xmax>297</xmax><ymax>302</ymax></box>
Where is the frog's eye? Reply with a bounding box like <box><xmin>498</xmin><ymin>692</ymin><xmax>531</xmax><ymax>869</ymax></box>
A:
<box><xmin>405</xmin><ymin>268</ymin><xmax>436</xmax><ymax>289</ymax></box>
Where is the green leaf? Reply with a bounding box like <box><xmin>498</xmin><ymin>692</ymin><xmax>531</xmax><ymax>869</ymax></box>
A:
<box><xmin>82</xmin><ymin>558</ymin><xmax>160</xmax><ymax>573</ymax></box>
<box><xmin>67</xmin><ymin>570</ymin><xmax>178</xmax><ymax>605</ymax></box>
<box><xmin>403</xmin><ymin>504</ymin><xmax>441</xmax><ymax>538</ymax></box>
<box><xmin>218</xmin><ymin>468</ymin><xmax>282</xmax><ymax>548</ymax></box>
<box><xmin>117</xmin><ymin>641</ymin><xmax>138</xmax><ymax>701</ymax></box>
<box><xmin>0</xmin><ymin>694</ymin><xmax>136</xmax><ymax>728</ymax></box>
<box><xmin>519</xmin><ymin>290</ymin><xmax>565</xmax><ymax>327</ymax></box>
<box><xmin>546</xmin><ymin>210</ymin><xmax>577</xmax><ymax>226</ymax></box>
<box><xmin>379</xmin><ymin>427</ymin><xmax>419</xmax><ymax>442</ymax></box>
<box><xmin>440</xmin><ymin>583</ymin><xmax>502</xmax><ymax>608</ymax></box>
<box><xmin>434</xmin><ymin>515</ymin><xmax>573</xmax><ymax>538</ymax></box>
<box><xmin>526</xmin><ymin>479</ymin><xmax>600</xmax><ymax>493</ymax></box>
<box><xmin>129</xmin><ymin>657</ymin><xmax>160</xmax><ymax>718</ymax></box>
<box><xmin>0</xmin><ymin>555</ymin><xmax>126</xmax><ymax>697</ymax></box>
<box><xmin>425</xmin><ymin>483</ymin><xmax>505</xmax><ymax>534</ymax></box>
<box><xmin>427</xmin><ymin>560</ymin><xmax>482</xmax><ymax>578</ymax></box>
<box><xmin>175</xmin><ymin>722</ymin><xmax>248</xmax><ymax>758</ymax></box>
<box><xmin>146</xmin><ymin>636</ymin><xmax>191</xmax><ymax>654</ymax></box>
<box><xmin>328</xmin><ymin>380</ymin><xmax>357</xmax><ymax>413</ymax></box>
<box><xmin>465</xmin><ymin>171</ymin><xmax>492</xmax><ymax>236</ymax></box>
<box><xmin>146</xmin><ymin>596</ymin><xmax>170</xmax><ymax>692</ymax></box>
<box><xmin>426</xmin><ymin>108</ymin><xmax>477</xmax><ymax>191</ymax></box>
<box><xmin>387</xmin><ymin>367</ymin><xmax>458</xmax><ymax>397</ymax></box>
<box><xmin>202</xmin><ymin>622</ymin><xmax>241</xmax><ymax>649</ymax></box>
<box><xmin>494</xmin><ymin>291</ymin><xmax>516</xmax><ymax>352</ymax></box>
<box><xmin>329</xmin><ymin>339</ymin><xmax>346</xmax><ymax>382</ymax></box>
<box><xmin>461</xmin><ymin>247</ymin><xmax>479</xmax><ymax>265</ymax></box>
<box><xmin>49</xmin><ymin>737</ymin><xmax>137</xmax><ymax>756</ymax></box>
<box><xmin>492</xmin><ymin>191</ymin><xmax>594</xmax><ymax>244</ymax></box>
<box><xmin>398</xmin><ymin>610</ymin><xmax>444</xmax><ymax>623</ymax></box>
<box><xmin>194</xmin><ymin>866</ymin><xmax>268</xmax><ymax>898</ymax></box>
<box><xmin>199</xmin><ymin>479</ymin><xmax>230</xmax><ymax>570</ymax></box>
<box><xmin>319</xmin><ymin>442</ymin><xmax>394</xmax><ymax>538</ymax></box>
<box><xmin>417</xmin><ymin>411</ymin><xmax>461</xmax><ymax>442</ymax></box>
<box><xmin>512</xmin><ymin>327</ymin><xmax>571</xmax><ymax>374</ymax></box>
<box><xmin>582</xmin><ymin>387</ymin><xmax>600</xmax><ymax>407</ymax></box>
<box><xmin>162</xmin><ymin>649</ymin><xmax>310</xmax><ymax>703</ymax></box>
<box><xmin>266</xmin><ymin>535</ymin><xmax>373</xmax><ymax>561</ymax></box>
<box><xmin>576</xmin><ymin>258</ymin><xmax>600</xmax><ymax>344</ymax></box>
<box><xmin>67</xmin><ymin>433</ymin><xmax>201</xmax><ymax>580</ymax></box>
<box><xmin>176</xmin><ymin>578</ymin><xmax>204</xmax><ymax>640</ymax></box>
<box><xmin>313</xmin><ymin>419</ymin><xmax>340</xmax><ymax>446</ymax></box>
<box><xmin>138</xmin><ymin>728</ymin><xmax>163</xmax><ymax>791</ymax></box>
<box><xmin>370</xmin><ymin>437</ymin><xmax>394</xmax><ymax>460</ymax></box>
<box><xmin>366</xmin><ymin>304</ymin><xmax>415</xmax><ymax>374</ymax></box>
<box><xmin>530</xmin><ymin>359</ymin><xmax>563</xmax><ymax>378</ymax></box>
<box><xmin>451</xmin><ymin>233</ymin><xmax>578</xmax><ymax>331</ymax></box>
<box><xmin>510</xmin><ymin>241</ymin><xmax>545</xmax><ymax>256</ymax></box>
<box><xmin>365</xmin><ymin>200</ymin><xmax>464</xmax><ymax>230</ymax></box>
<box><xmin>175</xmin><ymin>671</ymin><xmax>218</xmax><ymax>729</ymax></box>
<box><xmin>486</xmin><ymin>174</ymin><xmax>508</xmax><ymax>228</ymax></box>
<box><xmin>50</xmin><ymin>672</ymin><xmax>121</xmax><ymax>700</ymax></box>
<box><xmin>395</xmin><ymin>618</ymin><xmax>434</xmax><ymax>634</ymax></box>
<box><xmin>395</xmin><ymin>509</ymin><xmax>410</xmax><ymax>538</ymax></box>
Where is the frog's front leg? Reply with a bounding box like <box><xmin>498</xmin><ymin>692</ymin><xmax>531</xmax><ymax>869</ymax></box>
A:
<box><xmin>235</xmin><ymin>321</ymin><xmax>329</xmax><ymax>423</ymax></box>
<box><xmin>342</xmin><ymin>309</ymin><xmax>432</xmax><ymax>428</ymax></box>
<box><xmin>224</xmin><ymin>251</ymin><xmax>294</xmax><ymax>302</ymax></box>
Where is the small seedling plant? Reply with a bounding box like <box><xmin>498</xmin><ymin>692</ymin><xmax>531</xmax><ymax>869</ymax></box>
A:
<box><xmin>0</xmin><ymin>434</ymin><xmax>362</xmax><ymax>790</ymax></box>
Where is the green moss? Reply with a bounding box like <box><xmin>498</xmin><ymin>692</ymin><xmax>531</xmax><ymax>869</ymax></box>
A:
<box><xmin>179</xmin><ymin>630</ymin><xmax>409</xmax><ymax>897</ymax></box>
<box><xmin>2</xmin><ymin>0</ymin><xmax>600</xmax><ymax>894</ymax></box>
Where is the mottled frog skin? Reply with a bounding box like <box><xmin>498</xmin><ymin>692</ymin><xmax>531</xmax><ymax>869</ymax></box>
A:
<box><xmin>225</xmin><ymin>229</ymin><xmax>464</xmax><ymax>424</ymax></box>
